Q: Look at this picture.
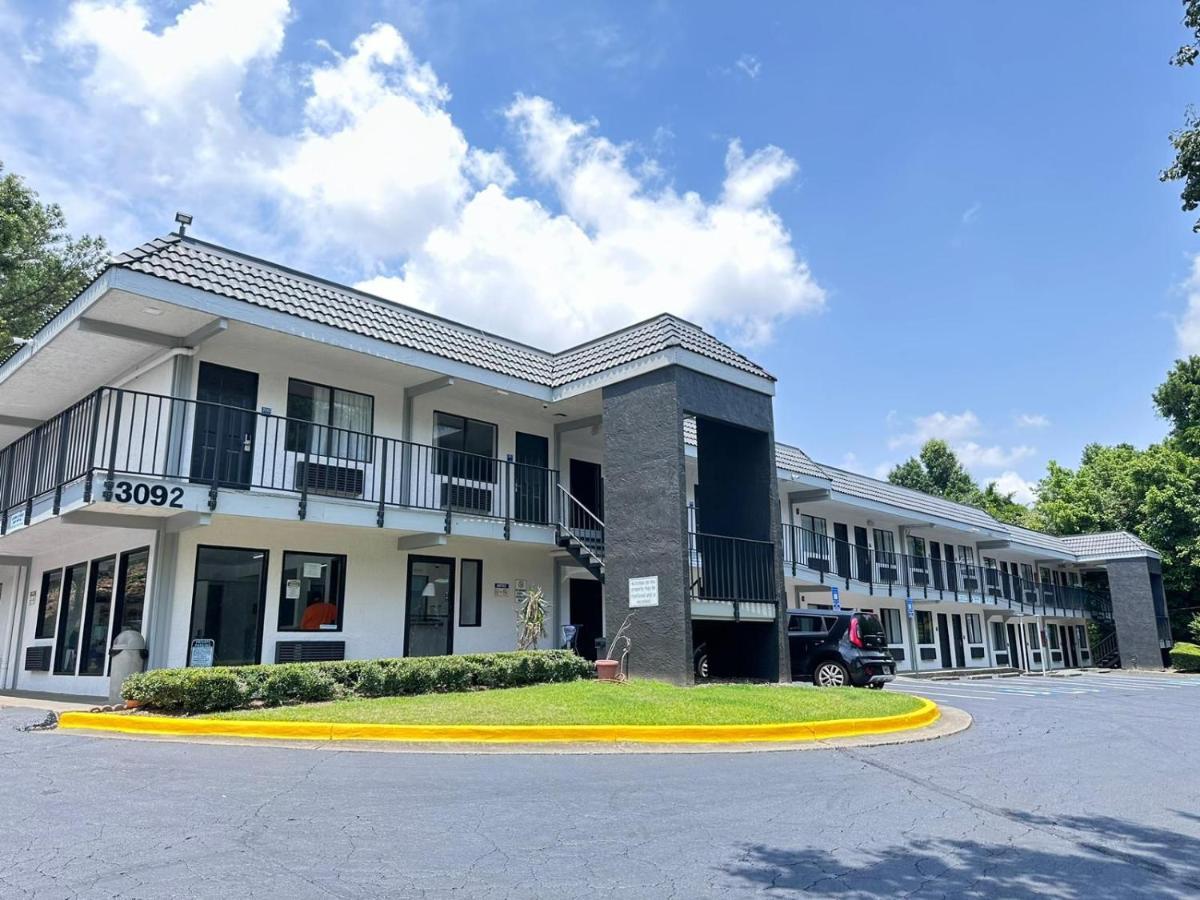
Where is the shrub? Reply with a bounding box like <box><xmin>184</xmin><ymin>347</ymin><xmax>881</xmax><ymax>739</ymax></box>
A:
<box><xmin>122</xmin><ymin>650</ymin><xmax>593</xmax><ymax>714</ymax></box>
<box><xmin>1170</xmin><ymin>641</ymin><xmax>1200</xmax><ymax>673</ymax></box>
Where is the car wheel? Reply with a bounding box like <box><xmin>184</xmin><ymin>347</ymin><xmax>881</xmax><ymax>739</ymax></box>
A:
<box><xmin>813</xmin><ymin>660</ymin><xmax>849</xmax><ymax>687</ymax></box>
<box><xmin>694</xmin><ymin>648</ymin><xmax>710</xmax><ymax>680</ymax></box>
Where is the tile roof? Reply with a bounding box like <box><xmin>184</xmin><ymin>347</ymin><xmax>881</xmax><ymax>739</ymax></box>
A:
<box><xmin>1061</xmin><ymin>531</ymin><xmax>1161</xmax><ymax>561</ymax></box>
<box><xmin>815</xmin><ymin>463</ymin><xmax>1002</xmax><ymax>532</ymax></box>
<box><xmin>113</xmin><ymin>235</ymin><xmax>773</xmax><ymax>388</ymax></box>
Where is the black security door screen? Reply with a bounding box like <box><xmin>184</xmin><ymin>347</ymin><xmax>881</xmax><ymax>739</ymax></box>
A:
<box><xmin>514</xmin><ymin>432</ymin><xmax>549</xmax><ymax>523</ymax></box>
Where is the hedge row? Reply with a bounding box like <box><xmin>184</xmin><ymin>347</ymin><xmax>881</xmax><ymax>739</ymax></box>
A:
<box><xmin>121</xmin><ymin>650</ymin><xmax>594</xmax><ymax>714</ymax></box>
<box><xmin>1169</xmin><ymin>641</ymin><xmax>1200</xmax><ymax>673</ymax></box>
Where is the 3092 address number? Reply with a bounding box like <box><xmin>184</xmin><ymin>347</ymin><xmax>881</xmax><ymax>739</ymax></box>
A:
<box><xmin>111</xmin><ymin>481</ymin><xmax>184</xmax><ymax>508</ymax></box>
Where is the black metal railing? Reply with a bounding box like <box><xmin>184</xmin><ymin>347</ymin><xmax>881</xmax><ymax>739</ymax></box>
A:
<box><xmin>0</xmin><ymin>386</ymin><xmax>559</xmax><ymax>534</ymax></box>
<box><xmin>556</xmin><ymin>484</ymin><xmax>605</xmax><ymax>563</ymax></box>
<box><xmin>1157</xmin><ymin>615</ymin><xmax>1174</xmax><ymax>648</ymax></box>
<box><xmin>688</xmin><ymin>529</ymin><xmax>778</xmax><ymax>617</ymax></box>
<box><xmin>780</xmin><ymin>524</ymin><xmax>1114</xmax><ymax>620</ymax></box>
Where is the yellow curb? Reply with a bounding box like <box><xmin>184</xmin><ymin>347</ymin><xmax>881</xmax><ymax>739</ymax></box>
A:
<box><xmin>57</xmin><ymin>698</ymin><xmax>939</xmax><ymax>745</ymax></box>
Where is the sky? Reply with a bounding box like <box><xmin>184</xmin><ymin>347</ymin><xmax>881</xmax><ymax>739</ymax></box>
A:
<box><xmin>1</xmin><ymin>1</ymin><xmax>1198</xmax><ymax>504</ymax></box>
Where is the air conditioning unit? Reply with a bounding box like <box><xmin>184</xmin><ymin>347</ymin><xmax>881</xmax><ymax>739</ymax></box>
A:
<box><xmin>274</xmin><ymin>641</ymin><xmax>346</xmax><ymax>663</ymax></box>
<box><xmin>295</xmin><ymin>461</ymin><xmax>365</xmax><ymax>497</ymax></box>
<box><xmin>24</xmin><ymin>646</ymin><xmax>51</xmax><ymax>671</ymax></box>
<box><xmin>441</xmin><ymin>482</ymin><xmax>493</xmax><ymax>514</ymax></box>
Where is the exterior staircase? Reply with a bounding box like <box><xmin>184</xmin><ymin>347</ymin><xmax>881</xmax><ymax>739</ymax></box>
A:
<box><xmin>556</xmin><ymin>485</ymin><xmax>605</xmax><ymax>582</ymax></box>
<box><xmin>1092</xmin><ymin>630</ymin><xmax>1121</xmax><ymax>668</ymax></box>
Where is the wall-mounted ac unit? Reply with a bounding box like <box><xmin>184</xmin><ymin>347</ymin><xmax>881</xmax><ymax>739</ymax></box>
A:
<box><xmin>441</xmin><ymin>483</ymin><xmax>493</xmax><ymax>514</ymax></box>
<box><xmin>295</xmin><ymin>461</ymin><xmax>365</xmax><ymax>497</ymax></box>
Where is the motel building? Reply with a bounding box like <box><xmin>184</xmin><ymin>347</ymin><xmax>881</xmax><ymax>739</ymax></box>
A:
<box><xmin>0</xmin><ymin>231</ymin><xmax>1175</xmax><ymax>700</ymax></box>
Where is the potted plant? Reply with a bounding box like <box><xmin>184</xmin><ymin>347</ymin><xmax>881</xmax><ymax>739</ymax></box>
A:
<box><xmin>596</xmin><ymin>613</ymin><xmax>634</xmax><ymax>681</ymax></box>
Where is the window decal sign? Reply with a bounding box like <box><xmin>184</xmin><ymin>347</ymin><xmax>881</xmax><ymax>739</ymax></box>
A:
<box><xmin>189</xmin><ymin>638</ymin><xmax>215</xmax><ymax>668</ymax></box>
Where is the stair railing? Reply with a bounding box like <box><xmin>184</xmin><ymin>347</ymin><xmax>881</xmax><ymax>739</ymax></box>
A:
<box><xmin>556</xmin><ymin>483</ymin><xmax>605</xmax><ymax>565</ymax></box>
<box><xmin>1092</xmin><ymin>630</ymin><xmax>1120</xmax><ymax>668</ymax></box>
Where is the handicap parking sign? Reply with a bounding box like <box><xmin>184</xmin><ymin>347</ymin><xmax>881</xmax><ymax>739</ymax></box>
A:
<box><xmin>831</xmin><ymin>586</ymin><xmax>841</xmax><ymax>610</ymax></box>
<box><xmin>905</xmin><ymin>596</ymin><xmax>915</xmax><ymax>619</ymax></box>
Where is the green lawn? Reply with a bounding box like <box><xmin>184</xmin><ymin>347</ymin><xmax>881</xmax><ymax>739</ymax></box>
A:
<box><xmin>211</xmin><ymin>679</ymin><xmax>924</xmax><ymax>725</ymax></box>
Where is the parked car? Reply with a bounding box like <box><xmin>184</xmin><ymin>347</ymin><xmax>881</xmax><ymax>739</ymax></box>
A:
<box><xmin>788</xmin><ymin>610</ymin><xmax>895</xmax><ymax>688</ymax></box>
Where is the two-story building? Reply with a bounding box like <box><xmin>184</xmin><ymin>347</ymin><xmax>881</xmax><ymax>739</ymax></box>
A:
<box><xmin>0</xmin><ymin>231</ymin><xmax>1172</xmax><ymax>699</ymax></box>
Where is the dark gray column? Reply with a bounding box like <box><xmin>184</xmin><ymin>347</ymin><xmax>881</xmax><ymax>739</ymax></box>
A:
<box><xmin>1106</xmin><ymin>556</ymin><xmax>1165</xmax><ymax>670</ymax></box>
<box><xmin>601</xmin><ymin>366</ymin><xmax>788</xmax><ymax>684</ymax></box>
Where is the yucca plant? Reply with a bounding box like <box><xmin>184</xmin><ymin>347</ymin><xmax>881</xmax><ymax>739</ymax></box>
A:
<box><xmin>516</xmin><ymin>585</ymin><xmax>547</xmax><ymax>650</ymax></box>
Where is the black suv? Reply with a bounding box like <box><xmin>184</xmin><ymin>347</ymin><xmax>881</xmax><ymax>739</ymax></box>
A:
<box><xmin>788</xmin><ymin>610</ymin><xmax>895</xmax><ymax>688</ymax></box>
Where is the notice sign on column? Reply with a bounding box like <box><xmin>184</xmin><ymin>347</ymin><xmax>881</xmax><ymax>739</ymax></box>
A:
<box><xmin>628</xmin><ymin>576</ymin><xmax>659</xmax><ymax>608</ymax></box>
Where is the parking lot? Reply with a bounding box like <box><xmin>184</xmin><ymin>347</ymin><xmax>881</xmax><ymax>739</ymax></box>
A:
<box><xmin>1</xmin><ymin>671</ymin><xmax>1198</xmax><ymax>898</ymax></box>
<box><xmin>888</xmin><ymin>669</ymin><xmax>1200</xmax><ymax>706</ymax></box>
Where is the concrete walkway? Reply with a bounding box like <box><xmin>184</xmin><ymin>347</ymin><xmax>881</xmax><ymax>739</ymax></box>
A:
<box><xmin>0</xmin><ymin>690</ymin><xmax>104</xmax><ymax>713</ymax></box>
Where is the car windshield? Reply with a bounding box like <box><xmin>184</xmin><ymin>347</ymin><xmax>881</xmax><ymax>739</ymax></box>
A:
<box><xmin>854</xmin><ymin>614</ymin><xmax>885</xmax><ymax>636</ymax></box>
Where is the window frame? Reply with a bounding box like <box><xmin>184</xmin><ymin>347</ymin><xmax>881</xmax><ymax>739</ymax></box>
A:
<box><xmin>432</xmin><ymin>411</ymin><xmax>499</xmax><ymax>483</ymax></box>
<box><xmin>52</xmin><ymin>561</ymin><xmax>89</xmax><ymax>676</ymax></box>
<box><xmin>276</xmin><ymin>550</ymin><xmax>348</xmax><ymax>633</ymax></box>
<box><xmin>964</xmin><ymin>613</ymin><xmax>983</xmax><ymax>644</ymax></box>
<box><xmin>34</xmin><ymin>568</ymin><xmax>63</xmax><ymax>641</ymax></box>
<box><xmin>458</xmin><ymin>559</ymin><xmax>484</xmax><ymax>627</ymax></box>
<box><xmin>873</xmin><ymin>528</ymin><xmax>897</xmax><ymax>566</ymax></box>
<box><xmin>915</xmin><ymin>610</ymin><xmax>935</xmax><ymax>644</ymax></box>
<box><xmin>285</xmin><ymin>378</ymin><xmax>375</xmax><ymax>462</ymax></box>
<box><xmin>880</xmin><ymin>607</ymin><xmax>903</xmax><ymax>645</ymax></box>
<box><xmin>78</xmin><ymin>555</ymin><xmax>117</xmax><ymax>677</ymax></box>
<box><xmin>112</xmin><ymin>546</ymin><xmax>151</xmax><ymax>638</ymax></box>
<box><xmin>188</xmin><ymin>544</ymin><xmax>270</xmax><ymax>667</ymax></box>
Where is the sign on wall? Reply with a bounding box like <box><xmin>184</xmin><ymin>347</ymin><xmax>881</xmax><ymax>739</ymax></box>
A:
<box><xmin>905</xmin><ymin>596</ymin><xmax>915</xmax><ymax>619</ymax></box>
<box><xmin>189</xmin><ymin>639</ymin><xmax>215</xmax><ymax>668</ymax></box>
<box><xmin>628</xmin><ymin>576</ymin><xmax>659</xmax><ymax>608</ymax></box>
<box><xmin>831</xmin><ymin>586</ymin><xmax>841</xmax><ymax>611</ymax></box>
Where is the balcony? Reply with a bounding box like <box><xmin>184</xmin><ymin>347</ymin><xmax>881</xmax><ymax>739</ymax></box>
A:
<box><xmin>0</xmin><ymin>387</ymin><xmax>559</xmax><ymax>539</ymax></box>
<box><xmin>781</xmin><ymin>524</ymin><xmax>1113</xmax><ymax>621</ymax></box>
<box><xmin>688</xmin><ymin>529</ymin><xmax>778</xmax><ymax>621</ymax></box>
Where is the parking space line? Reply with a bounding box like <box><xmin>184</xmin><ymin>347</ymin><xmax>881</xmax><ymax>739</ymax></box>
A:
<box><xmin>887</xmin><ymin>685</ymin><xmax>997</xmax><ymax>701</ymax></box>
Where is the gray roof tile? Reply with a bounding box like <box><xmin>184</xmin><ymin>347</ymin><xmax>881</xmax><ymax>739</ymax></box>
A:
<box><xmin>114</xmin><ymin>235</ymin><xmax>773</xmax><ymax>388</ymax></box>
<box><xmin>1060</xmin><ymin>531</ymin><xmax>1161</xmax><ymax>561</ymax></box>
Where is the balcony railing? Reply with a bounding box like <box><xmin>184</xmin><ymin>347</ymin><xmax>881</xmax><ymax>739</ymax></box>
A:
<box><xmin>0</xmin><ymin>387</ymin><xmax>559</xmax><ymax>534</ymax></box>
<box><xmin>688</xmin><ymin>529</ymin><xmax>779</xmax><ymax>618</ymax></box>
<box><xmin>781</xmin><ymin>524</ymin><xmax>1113</xmax><ymax>621</ymax></box>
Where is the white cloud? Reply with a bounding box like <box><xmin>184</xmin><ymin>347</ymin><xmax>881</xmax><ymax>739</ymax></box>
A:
<box><xmin>15</xmin><ymin>1</ymin><xmax>825</xmax><ymax>351</ymax></box>
<box><xmin>887</xmin><ymin>410</ymin><xmax>981</xmax><ymax>449</ymax></box>
<box><xmin>961</xmin><ymin>201</ymin><xmax>981</xmax><ymax>225</ymax></box>
<box><xmin>1014</xmin><ymin>412</ymin><xmax>1049</xmax><ymax>429</ymax></box>
<box><xmin>1176</xmin><ymin>253</ymin><xmax>1200</xmax><ymax>356</ymax></box>
<box><xmin>989</xmin><ymin>471</ymin><xmax>1037</xmax><ymax>505</ymax></box>
<box><xmin>886</xmin><ymin>409</ymin><xmax>1036</xmax><ymax>475</ymax></box>
<box><xmin>955</xmin><ymin>442</ymin><xmax>1035</xmax><ymax>469</ymax></box>
<box><xmin>735</xmin><ymin>53</ymin><xmax>761</xmax><ymax>79</ymax></box>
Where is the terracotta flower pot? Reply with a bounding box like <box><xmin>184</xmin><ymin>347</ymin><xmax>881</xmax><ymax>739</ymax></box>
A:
<box><xmin>595</xmin><ymin>659</ymin><xmax>621</xmax><ymax>681</ymax></box>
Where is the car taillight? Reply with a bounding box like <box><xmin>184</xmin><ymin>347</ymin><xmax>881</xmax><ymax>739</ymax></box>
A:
<box><xmin>849</xmin><ymin>616</ymin><xmax>864</xmax><ymax>648</ymax></box>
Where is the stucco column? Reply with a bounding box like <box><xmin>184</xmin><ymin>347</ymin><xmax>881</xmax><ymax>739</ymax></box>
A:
<box><xmin>1105</xmin><ymin>556</ymin><xmax>1166</xmax><ymax>670</ymax></box>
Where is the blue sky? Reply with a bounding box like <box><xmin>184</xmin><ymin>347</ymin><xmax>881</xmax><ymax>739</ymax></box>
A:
<box><xmin>1</xmin><ymin>1</ymin><xmax>1197</xmax><ymax>502</ymax></box>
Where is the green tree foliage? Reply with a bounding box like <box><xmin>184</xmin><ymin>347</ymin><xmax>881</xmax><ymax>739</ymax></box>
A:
<box><xmin>1162</xmin><ymin>1</ymin><xmax>1200</xmax><ymax>230</ymax></box>
<box><xmin>0</xmin><ymin>162</ymin><xmax>108</xmax><ymax>357</ymax></box>
<box><xmin>1152</xmin><ymin>356</ymin><xmax>1200</xmax><ymax>453</ymax></box>
<box><xmin>887</xmin><ymin>439</ymin><xmax>1031</xmax><ymax>526</ymax></box>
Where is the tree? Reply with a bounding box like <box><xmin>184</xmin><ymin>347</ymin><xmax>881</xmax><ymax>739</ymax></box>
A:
<box><xmin>1162</xmin><ymin>1</ymin><xmax>1200</xmax><ymax>230</ymax></box>
<box><xmin>0</xmin><ymin>162</ymin><xmax>108</xmax><ymax>358</ymax></box>
<box><xmin>977</xmin><ymin>482</ymin><xmax>1032</xmax><ymax>527</ymax></box>
<box><xmin>1152</xmin><ymin>356</ymin><xmax>1200</xmax><ymax>453</ymax></box>
<box><xmin>887</xmin><ymin>439</ymin><xmax>979</xmax><ymax>502</ymax></box>
<box><xmin>1033</xmin><ymin>441</ymin><xmax>1200</xmax><ymax>636</ymax></box>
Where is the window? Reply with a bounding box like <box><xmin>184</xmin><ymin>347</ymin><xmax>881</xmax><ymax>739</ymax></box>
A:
<box><xmin>433</xmin><ymin>412</ymin><xmax>497</xmax><ymax>481</ymax></box>
<box><xmin>1020</xmin><ymin>563</ymin><xmax>1036</xmax><ymax>587</ymax></box>
<box><xmin>190</xmin><ymin>546</ymin><xmax>268</xmax><ymax>666</ymax></box>
<box><xmin>983</xmin><ymin>557</ymin><xmax>999</xmax><ymax>591</ymax></box>
<box><xmin>278</xmin><ymin>552</ymin><xmax>346</xmax><ymax>631</ymax></box>
<box><xmin>991</xmin><ymin>621</ymin><xmax>1007</xmax><ymax>650</ymax></box>
<box><xmin>79</xmin><ymin>556</ymin><xmax>116</xmax><ymax>676</ymax></box>
<box><xmin>880</xmin><ymin>608</ymin><xmax>903</xmax><ymax>645</ymax></box>
<box><xmin>113</xmin><ymin>547</ymin><xmax>150</xmax><ymax>635</ymax></box>
<box><xmin>52</xmin><ymin>563</ymin><xmax>88</xmax><ymax>675</ymax></box>
<box><xmin>1026</xmin><ymin>622</ymin><xmax>1041</xmax><ymax>650</ymax></box>
<box><xmin>799</xmin><ymin>514</ymin><xmax>827</xmax><ymax>558</ymax></box>
<box><xmin>873</xmin><ymin>529</ymin><xmax>896</xmax><ymax>566</ymax></box>
<box><xmin>1039</xmin><ymin>566</ymin><xmax>1052</xmax><ymax>585</ymax></box>
<box><xmin>789</xmin><ymin>614</ymin><xmax>827</xmax><ymax>634</ymax></box>
<box><xmin>908</xmin><ymin>536</ymin><xmax>927</xmax><ymax>568</ymax></box>
<box><xmin>35</xmin><ymin>569</ymin><xmax>62</xmax><ymax>640</ymax></box>
<box><xmin>916</xmin><ymin>610</ymin><xmax>934</xmax><ymax>644</ymax></box>
<box><xmin>1047</xmin><ymin>626</ymin><xmax>1060</xmax><ymax>650</ymax></box>
<box><xmin>459</xmin><ymin>559</ymin><xmax>483</xmax><ymax>627</ymax></box>
<box><xmin>1075</xmin><ymin>625</ymin><xmax>1088</xmax><ymax>649</ymax></box>
<box><xmin>286</xmin><ymin>379</ymin><xmax>374</xmax><ymax>462</ymax></box>
<box><xmin>964</xmin><ymin>613</ymin><xmax>982</xmax><ymax>644</ymax></box>
<box><xmin>959</xmin><ymin>546</ymin><xmax>975</xmax><ymax>566</ymax></box>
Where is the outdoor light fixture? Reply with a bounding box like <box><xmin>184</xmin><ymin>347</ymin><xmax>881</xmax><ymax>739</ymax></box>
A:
<box><xmin>174</xmin><ymin>211</ymin><xmax>193</xmax><ymax>236</ymax></box>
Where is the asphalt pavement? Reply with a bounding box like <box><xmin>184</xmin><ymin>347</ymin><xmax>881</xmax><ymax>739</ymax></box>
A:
<box><xmin>1</xmin><ymin>670</ymin><xmax>1198</xmax><ymax>898</ymax></box>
